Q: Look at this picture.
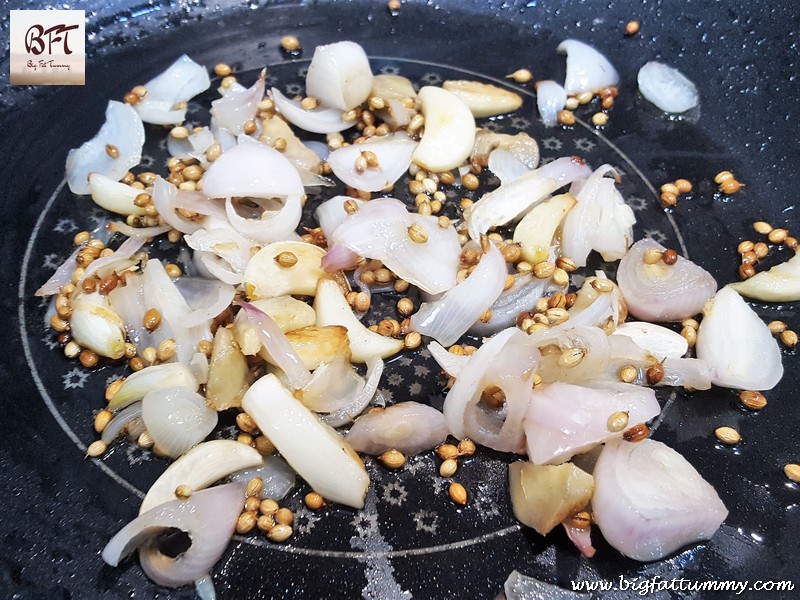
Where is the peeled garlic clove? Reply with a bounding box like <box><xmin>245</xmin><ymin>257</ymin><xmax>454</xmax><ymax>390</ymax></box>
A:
<box><xmin>243</xmin><ymin>241</ymin><xmax>330</xmax><ymax>299</ymax></box>
<box><xmin>265</xmin><ymin>325</ymin><xmax>351</xmax><ymax>371</ymax></box>
<box><xmin>371</xmin><ymin>74</ymin><xmax>417</xmax><ymax>102</ymax></box>
<box><xmin>242</xmin><ymin>373</ymin><xmax>369</xmax><ymax>509</ymax></box>
<box><xmin>509</xmin><ymin>461</ymin><xmax>594</xmax><ymax>536</ymax></box>
<box><xmin>205</xmin><ymin>326</ymin><xmax>252</xmax><ymax>411</ymax></box>
<box><xmin>70</xmin><ymin>292</ymin><xmax>127</xmax><ymax>360</ymax></box>
<box><xmin>729</xmin><ymin>251</ymin><xmax>800</xmax><ymax>302</ymax></box>
<box><xmin>109</xmin><ymin>363</ymin><xmax>199</xmax><ymax>411</ymax></box>
<box><xmin>612</xmin><ymin>321</ymin><xmax>688</xmax><ymax>359</ymax></box>
<box><xmin>88</xmin><ymin>173</ymin><xmax>148</xmax><ymax>216</ymax></box>
<box><xmin>412</xmin><ymin>86</ymin><xmax>476</xmax><ymax>172</ymax></box>
<box><xmin>314</xmin><ymin>279</ymin><xmax>403</xmax><ymax>363</ymax></box>
<box><xmin>139</xmin><ymin>440</ymin><xmax>262</xmax><ymax>514</ymax></box>
<box><xmin>696</xmin><ymin>286</ymin><xmax>783</xmax><ymax>390</ymax></box>
<box><xmin>233</xmin><ymin>296</ymin><xmax>316</xmax><ymax>355</ymax></box>
<box><xmin>305</xmin><ymin>41</ymin><xmax>373</xmax><ymax>112</ymax></box>
<box><xmin>442</xmin><ymin>80</ymin><xmax>523</xmax><ymax>118</ymax></box>
<box><xmin>513</xmin><ymin>193</ymin><xmax>576</xmax><ymax>264</ymax></box>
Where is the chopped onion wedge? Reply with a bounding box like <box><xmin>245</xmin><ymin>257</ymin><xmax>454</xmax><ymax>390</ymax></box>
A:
<box><xmin>210</xmin><ymin>70</ymin><xmax>265</xmax><ymax>135</ymax></box>
<box><xmin>142</xmin><ymin>386</ymin><xmax>218</xmax><ymax>459</ymax></box>
<box><xmin>236</xmin><ymin>301</ymin><xmax>312</xmax><ymax>389</ymax></box>
<box><xmin>536</xmin><ymin>80</ymin><xmax>567</xmax><ymax>127</ymax></box>
<box><xmin>102</xmin><ymin>483</ymin><xmax>245</xmax><ymax>588</ymax></box>
<box><xmin>696</xmin><ymin>286</ymin><xmax>783</xmax><ymax>390</ymax></box>
<box><xmin>140</xmin><ymin>440</ymin><xmax>262</xmax><ymax>513</ymax></box>
<box><xmin>326</xmin><ymin>198</ymin><xmax>461</xmax><ymax>295</ymax></box>
<box><xmin>412</xmin><ymin>86</ymin><xmax>476</xmax><ymax>172</ymax></box>
<box><xmin>134</xmin><ymin>55</ymin><xmax>210</xmax><ymax>125</ymax></box>
<box><xmin>305</xmin><ymin>41</ymin><xmax>373</xmax><ymax>112</ymax></box>
<box><xmin>729</xmin><ymin>250</ymin><xmax>800</xmax><ymax>302</ymax></box>
<box><xmin>151</xmin><ymin>177</ymin><xmax>204</xmax><ymax>234</ymax></box>
<box><xmin>242</xmin><ymin>374</ymin><xmax>369</xmax><ymax>508</ymax></box>
<box><xmin>617</xmin><ymin>238</ymin><xmax>718</xmax><ymax>322</ymax></box>
<box><xmin>524</xmin><ymin>382</ymin><xmax>661</xmax><ymax>464</ymax></box>
<box><xmin>592</xmin><ymin>439</ymin><xmax>728</xmax><ymax>561</ymax></box>
<box><xmin>326</xmin><ymin>133</ymin><xmax>417</xmax><ymax>192</ymax></box>
<box><xmin>271</xmin><ymin>88</ymin><xmax>355</xmax><ymax>134</ymax></box>
<box><xmin>428</xmin><ymin>341</ymin><xmax>470</xmax><ymax>377</ymax></box>
<box><xmin>66</xmin><ymin>101</ymin><xmax>145</xmax><ymax>195</ymax></box>
<box><xmin>411</xmin><ymin>242</ymin><xmax>506</xmax><ymax>346</ymax></box>
<box><xmin>468</xmin><ymin>156</ymin><xmax>591</xmax><ymax>240</ymax></box>
<box><xmin>228</xmin><ymin>457</ymin><xmax>296</xmax><ymax>500</ymax></box>
<box><xmin>202</xmin><ymin>139</ymin><xmax>304</xmax><ymax>200</ymax></box>
<box><xmin>346</xmin><ymin>401</ymin><xmax>448</xmax><ymax>456</ymax></box>
<box><xmin>557</xmin><ymin>39</ymin><xmax>619</xmax><ymax>95</ymax></box>
<box><xmin>638</xmin><ymin>61</ymin><xmax>699</xmax><ymax>114</ymax></box>
<box><xmin>443</xmin><ymin>328</ymin><xmax>539</xmax><ymax>452</ymax></box>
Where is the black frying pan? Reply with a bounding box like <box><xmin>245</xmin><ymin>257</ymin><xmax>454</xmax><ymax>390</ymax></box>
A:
<box><xmin>2</xmin><ymin>1</ymin><xmax>799</xmax><ymax>598</ymax></box>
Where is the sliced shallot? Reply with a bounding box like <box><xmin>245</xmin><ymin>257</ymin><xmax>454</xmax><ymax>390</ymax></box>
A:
<box><xmin>133</xmin><ymin>55</ymin><xmax>210</xmax><ymax>125</ymax></box>
<box><xmin>210</xmin><ymin>70</ymin><xmax>265</xmax><ymax>135</ymax></box>
<box><xmin>557</xmin><ymin>39</ymin><xmax>619</xmax><ymax>95</ymax></box>
<box><xmin>305</xmin><ymin>41</ymin><xmax>373</xmax><ymax>111</ymax></box>
<box><xmin>142</xmin><ymin>386</ymin><xmax>219</xmax><ymax>459</ymax></box>
<box><xmin>271</xmin><ymin>88</ymin><xmax>355</xmax><ymax>134</ymax></box>
<box><xmin>536</xmin><ymin>80</ymin><xmax>567</xmax><ymax>127</ymax></box>
<box><xmin>326</xmin><ymin>133</ymin><xmax>417</xmax><ymax>192</ymax></box>
<box><xmin>346</xmin><ymin>401</ymin><xmax>448</xmax><ymax>456</ymax></box>
<box><xmin>227</xmin><ymin>456</ymin><xmax>297</xmax><ymax>501</ymax></box>
<box><xmin>638</xmin><ymin>61</ymin><xmax>699</xmax><ymax>114</ymax></box>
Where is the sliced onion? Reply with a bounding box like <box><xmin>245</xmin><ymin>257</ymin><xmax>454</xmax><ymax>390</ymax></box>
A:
<box><xmin>189</xmin><ymin>351</ymin><xmax>210</xmax><ymax>386</ymax></box>
<box><xmin>184</xmin><ymin>224</ymin><xmax>254</xmax><ymax>281</ymax></box>
<box><xmin>729</xmin><ymin>250</ymin><xmax>800</xmax><ymax>302</ymax></box>
<box><xmin>487</xmin><ymin>149</ymin><xmax>529</xmax><ymax>186</ymax></box>
<box><xmin>236</xmin><ymin>301</ymin><xmax>311</xmax><ymax>389</ymax></box>
<box><xmin>345</xmin><ymin>401</ymin><xmax>448</xmax><ymax>456</ymax></box>
<box><xmin>524</xmin><ymin>382</ymin><xmax>660</xmax><ymax>465</ymax></box>
<box><xmin>472</xmin><ymin>129</ymin><xmax>539</xmax><ymax>171</ymax></box>
<box><xmin>151</xmin><ymin>177</ymin><xmax>204</xmax><ymax>234</ymax></box>
<box><xmin>467</xmin><ymin>156</ymin><xmax>591</xmax><ymax>240</ymax></box>
<box><xmin>617</xmin><ymin>238</ymin><xmax>718</xmax><ymax>322</ymax></box>
<box><xmin>638</xmin><ymin>61</ymin><xmax>699</xmax><ymax>114</ymax></box>
<box><xmin>101</xmin><ymin>401</ymin><xmax>144</xmax><ymax>445</ymax></box>
<box><xmin>612</xmin><ymin>321</ymin><xmax>688</xmax><ymax>359</ymax></box>
<box><xmin>228</xmin><ymin>457</ymin><xmax>297</xmax><ymax>501</ymax></box>
<box><xmin>173</xmin><ymin>277</ymin><xmax>236</xmax><ymax>329</ymax></box>
<box><xmin>69</xmin><ymin>291</ymin><xmax>127</xmax><ymax>359</ymax></box>
<box><xmin>592</xmin><ymin>439</ymin><xmax>728</xmax><ymax>562</ymax></box>
<box><xmin>107</xmin><ymin>221</ymin><xmax>172</xmax><ymax>239</ymax></box>
<box><xmin>271</xmin><ymin>88</ymin><xmax>355</xmax><ymax>134</ymax></box>
<box><xmin>607</xmin><ymin>335</ymin><xmax>712</xmax><ymax>390</ymax></box>
<box><xmin>696</xmin><ymin>286</ymin><xmax>783</xmax><ymax>390</ymax></box>
<box><xmin>210</xmin><ymin>70</ymin><xmax>265</xmax><ymax>136</ymax></box>
<box><xmin>557</xmin><ymin>39</ymin><xmax>619</xmax><ymax>95</ymax></box>
<box><xmin>469</xmin><ymin>274</ymin><xmax>564</xmax><ymax>337</ymax></box>
<box><xmin>196</xmin><ymin>251</ymin><xmax>243</xmax><ymax>285</ymax></box>
<box><xmin>167</xmin><ymin>126</ymin><xmax>215</xmax><ymax>162</ymax></box>
<box><xmin>134</xmin><ymin>55</ymin><xmax>210</xmax><ymax>125</ymax></box>
<box><xmin>202</xmin><ymin>139</ymin><xmax>304</xmax><ymax>200</ymax></box>
<box><xmin>536</xmin><ymin>80</ymin><xmax>567</xmax><ymax>127</ymax></box>
<box><xmin>504</xmin><ymin>570</ymin><xmax>589</xmax><ymax>600</ymax></box>
<box><xmin>443</xmin><ymin>328</ymin><xmax>539</xmax><ymax>452</ymax></box>
<box><xmin>224</xmin><ymin>195</ymin><xmax>301</xmax><ymax>244</ymax></box>
<box><xmin>107</xmin><ymin>272</ymin><xmax>158</xmax><ymax>353</ymax></box>
<box><xmin>428</xmin><ymin>341</ymin><xmax>470</xmax><ymax>378</ymax></box>
<box><xmin>563</xmin><ymin>521</ymin><xmax>596</xmax><ymax>558</ymax></box>
<box><xmin>327</xmin><ymin>133</ymin><xmax>417</xmax><ymax>192</ymax></box>
<box><xmin>529</xmin><ymin>325</ymin><xmax>611</xmax><ymax>384</ymax></box>
<box><xmin>561</xmin><ymin>164</ymin><xmax>634</xmax><ymax>267</ymax></box>
<box><xmin>36</xmin><ymin>246</ymin><xmax>81</xmax><ymax>296</ymax></box>
<box><xmin>319</xmin><ymin>356</ymin><xmax>383</xmax><ymax>427</ymax></box>
<box><xmin>142</xmin><ymin>386</ymin><xmax>218</xmax><ymax>458</ymax></box>
<box><xmin>326</xmin><ymin>198</ymin><xmax>461</xmax><ymax>294</ymax></box>
<box><xmin>140</xmin><ymin>440</ymin><xmax>262</xmax><ymax>513</ymax></box>
<box><xmin>102</xmin><ymin>483</ymin><xmax>245</xmax><ymax>588</ymax></box>
<box><xmin>66</xmin><ymin>101</ymin><xmax>145</xmax><ymax>195</ymax></box>
<box><xmin>411</xmin><ymin>243</ymin><xmax>506</xmax><ymax>346</ymax></box>
<box><xmin>259</xmin><ymin>115</ymin><xmax>324</xmax><ymax>178</ymax></box>
<box><xmin>305</xmin><ymin>41</ymin><xmax>373</xmax><ymax>112</ymax></box>
<box><xmin>320</xmin><ymin>243</ymin><xmax>361</xmax><ymax>272</ymax></box>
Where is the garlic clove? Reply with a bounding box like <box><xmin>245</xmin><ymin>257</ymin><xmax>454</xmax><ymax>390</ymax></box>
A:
<box><xmin>513</xmin><ymin>193</ymin><xmax>576</xmax><ymax>264</ymax></box>
<box><xmin>412</xmin><ymin>86</ymin><xmax>476</xmax><ymax>172</ymax></box>
<box><xmin>442</xmin><ymin>80</ymin><xmax>523</xmax><ymax>118</ymax></box>
<box><xmin>612</xmin><ymin>321</ymin><xmax>689</xmax><ymax>359</ymax></box>
<box><xmin>205</xmin><ymin>326</ymin><xmax>252</xmax><ymax>411</ymax></box>
<box><xmin>243</xmin><ymin>241</ymin><xmax>330</xmax><ymax>299</ymax></box>
<box><xmin>729</xmin><ymin>251</ymin><xmax>800</xmax><ymax>302</ymax></box>
<box><xmin>370</xmin><ymin>74</ymin><xmax>417</xmax><ymax>102</ymax></box>
<box><xmin>88</xmin><ymin>173</ymin><xmax>149</xmax><ymax>216</ymax></box>
<box><xmin>233</xmin><ymin>296</ymin><xmax>317</xmax><ymax>355</ymax></box>
<box><xmin>313</xmin><ymin>279</ymin><xmax>404</xmax><ymax>363</ymax></box>
<box><xmin>70</xmin><ymin>292</ymin><xmax>127</xmax><ymax>360</ymax></box>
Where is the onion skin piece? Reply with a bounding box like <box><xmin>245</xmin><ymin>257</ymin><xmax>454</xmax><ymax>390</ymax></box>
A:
<box><xmin>696</xmin><ymin>286</ymin><xmax>783</xmax><ymax>390</ymax></box>
<box><xmin>345</xmin><ymin>402</ymin><xmax>448</xmax><ymax>456</ymax></box>
<box><xmin>102</xmin><ymin>483</ymin><xmax>245</xmax><ymax>588</ymax></box>
<box><xmin>242</xmin><ymin>374</ymin><xmax>369</xmax><ymax>509</ymax></box>
<box><xmin>729</xmin><ymin>250</ymin><xmax>800</xmax><ymax>302</ymax></box>
<box><xmin>139</xmin><ymin>441</ymin><xmax>262</xmax><ymax>514</ymax></box>
<box><xmin>617</xmin><ymin>238</ymin><xmax>717</xmax><ymax>322</ymax></box>
<box><xmin>509</xmin><ymin>461</ymin><xmax>594</xmax><ymax>536</ymax></box>
<box><xmin>592</xmin><ymin>439</ymin><xmax>728</xmax><ymax>562</ymax></box>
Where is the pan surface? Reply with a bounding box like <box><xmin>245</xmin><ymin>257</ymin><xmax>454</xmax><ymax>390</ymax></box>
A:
<box><xmin>2</xmin><ymin>1</ymin><xmax>799</xmax><ymax>598</ymax></box>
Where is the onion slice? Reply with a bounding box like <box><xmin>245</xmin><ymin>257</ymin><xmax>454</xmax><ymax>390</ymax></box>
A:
<box><xmin>142</xmin><ymin>386</ymin><xmax>219</xmax><ymax>459</ymax></box>
<box><xmin>638</xmin><ymin>61</ymin><xmax>699</xmax><ymax>114</ymax></box>
<box><xmin>210</xmin><ymin>70</ymin><xmax>265</xmax><ymax>135</ymax></box>
<box><xmin>134</xmin><ymin>55</ymin><xmax>210</xmax><ymax>125</ymax></box>
<box><xmin>228</xmin><ymin>457</ymin><xmax>297</xmax><ymax>501</ymax></box>
<box><xmin>305</xmin><ymin>41</ymin><xmax>373</xmax><ymax>112</ymax></box>
<box><xmin>696</xmin><ymin>286</ymin><xmax>783</xmax><ymax>390</ymax></box>
<box><xmin>592</xmin><ymin>439</ymin><xmax>728</xmax><ymax>561</ymax></box>
<box><xmin>557</xmin><ymin>39</ymin><xmax>619</xmax><ymax>95</ymax></box>
<box><xmin>411</xmin><ymin>242</ymin><xmax>506</xmax><ymax>346</ymax></box>
<box><xmin>536</xmin><ymin>80</ymin><xmax>567</xmax><ymax>127</ymax></box>
<box><xmin>346</xmin><ymin>401</ymin><xmax>448</xmax><ymax>456</ymax></box>
<box><xmin>326</xmin><ymin>133</ymin><xmax>417</xmax><ymax>192</ymax></box>
<box><xmin>102</xmin><ymin>483</ymin><xmax>245</xmax><ymax>588</ymax></box>
<box><xmin>66</xmin><ymin>101</ymin><xmax>145</xmax><ymax>195</ymax></box>
<box><xmin>140</xmin><ymin>440</ymin><xmax>262</xmax><ymax>513</ymax></box>
<box><xmin>617</xmin><ymin>238</ymin><xmax>718</xmax><ymax>322</ymax></box>
<box><xmin>36</xmin><ymin>246</ymin><xmax>82</xmax><ymax>296</ymax></box>
<box><xmin>271</xmin><ymin>88</ymin><xmax>355</xmax><ymax>134</ymax></box>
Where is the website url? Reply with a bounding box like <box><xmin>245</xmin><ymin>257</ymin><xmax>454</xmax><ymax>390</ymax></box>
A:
<box><xmin>571</xmin><ymin>575</ymin><xmax>795</xmax><ymax>596</ymax></box>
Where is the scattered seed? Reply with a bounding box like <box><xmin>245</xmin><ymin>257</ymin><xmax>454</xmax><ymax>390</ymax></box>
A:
<box><xmin>768</xmin><ymin>228</ymin><xmax>788</xmax><ymax>244</ymax></box>
<box><xmin>379</xmin><ymin>449</ymin><xmax>406</xmax><ymax>469</ymax></box>
<box><xmin>660</xmin><ymin>183</ymin><xmax>680</xmax><ymax>196</ymax></box>
<box><xmin>79</xmin><ymin>350</ymin><xmax>99</xmax><ymax>368</ymax></box>
<box><xmin>462</xmin><ymin>173</ymin><xmax>479</xmax><ymax>190</ymax></box>
<box><xmin>268</xmin><ymin>524</ymin><xmax>293</xmax><ymax>543</ymax></box>
<box><xmin>259</xmin><ymin>499</ymin><xmax>279</xmax><ymax>515</ymax></box>
<box><xmin>86</xmin><ymin>440</ymin><xmax>107</xmax><ymax>458</ymax></box>
<box><xmin>305</xmin><ymin>492</ymin><xmax>326</xmax><ymax>510</ymax></box>
<box><xmin>767</xmin><ymin>320</ymin><xmax>787</xmax><ymax>334</ymax></box>
<box><xmin>439</xmin><ymin>458</ymin><xmax>458</xmax><ymax>478</ymax></box>
<box><xmin>738</xmin><ymin>263</ymin><xmax>755</xmax><ymax>280</ymax></box>
<box><xmin>175</xmin><ymin>484</ymin><xmax>193</xmax><ymax>499</ymax></box>
<box><xmin>646</xmin><ymin>362</ymin><xmax>665</xmax><ymax>385</ymax></box>
<box><xmin>275</xmin><ymin>251</ymin><xmax>298</xmax><ymax>267</ymax></box>
<box><xmin>507</xmin><ymin>68</ymin><xmax>533</xmax><ymax>83</ymax></box>
<box><xmin>481</xmin><ymin>385</ymin><xmax>506</xmax><ymax>408</ymax></box>
<box><xmin>674</xmin><ymin>179</ymin><xmax>693</xmax><ymax>193</ymax></box>
<box><xmin>436</xmin><ymin>444</ymin><xmax>459</xmax><ymax>460</ymax></box>
<box><xmin>257</xmin><ymin>514</ymin><xmax>275</xmax><ymax>532</ymax></box>
<box><xmin>591</xmin><ymin>112</ymin><xmax>609</xmax><ymax>126</ymax></box>
<box><xmin>448</xmin><ymin>482</ymin><xmax>468</xmax><ymax>505</ymax></box>
<box><xmin>93</xmin><ymin>409</ymin><xmax>113</xmax><ymax>433</ymax></box>
<box><xmin>533</xmin><ymin>261</ymin><xmax>556</xmax><ymax>279</ymax></box>
<box><xmin>214</xmin><ymin>63</ymin><xmax>232</xmax><ymax>77</ymax></box>
<box><xmin>625</xmin><ymin>20</ymin><xmax>640</xmax><ymax>35</ymax></box>
<box><xmin>753</xmin><ymin>242</ymin><xmax>769</xmax><ymax>259</ymax></box>
<box><xmin>236</xmin><ymin>511</ymin><xmax>257</xmax><ymax>534</ymax></box>
<box><xmin>556</xmin><ymin>256</ymin><xmax>577</xmax><ymax>273</ymax></box>
<box><xmin>407</xmin><ymin>223</ymin><xmax>429</xmax><ymax>244</ymax></box>
<box><xmin>753</xmin><ymin>221</ymin><xmax>773</xmax><ymax>235</ymax></box>
<box><xmin>105</xmin><ymin>144</ymin><xmax>119</xmax><ymax>158</ymax></box>
<box><xmin>569</xmin><ymin>511</ymin><xmax>593</xmax><ymax>529</ymax></box>
<box><xmin>618</xmin><ymin>365</ymin><xmax>638</xmax><ymax>383</ymax></box>
<box><xmin>590</xmin><ymin>278</ymin><xmax>614</xmax><ymax>293</ymax></box>
<box><xmin>739</xmin><ymin>390</ymin><xmax>767</xmax><ymax>411</ymax></box>
<box><xmin>714</xmin><ymin>426</ymin><xmax>741</xmax><ymax>445</ymax></box>
<box><xmin>643</xmin><ymin>248</ymin><xmax>663</xmax><ymax>264</ymax></box>
<box><xmin>780</xmin><ymin>329</ymin><xmax>798</xmax><ymax>348</ymax></box>
<box><xmin>275</xmin><ymin>507</ymin><xmax>294</xmax><ymax>526</ymax></box>
<box><xmin>558</xmin><ymin>347</ymin><xmax>586</xmax><ymax>368</ymax></box>
<box><xmin>622</xmin><ymin>423</ymin><xmax>649</xmax><ymax>442</ymax></box>
<box><xmin>280</xmin><ymin>35</ymin><xmax>300</xmax><ymax>52</ymax></box>
<box><xmin>246</xmin><ymin>477</ymin><xmax>264</xmax><ymax>498</ymax></box>
<box><xmin>254</xmin><ymin>435</ymin><xmax>275</xmax><ymax>456</ymax></box>
<box><xmin>457</xmin><ymin>438</ymin><xmax>476</xmax><ymax>457</ymax></box>
<box><xmin>719</xmin><ymin>179</ymin><xmax>742</xmax><ymax>194</ymax></box>
<box><xmin>607</xmin><ymin>411</ymin><xmax>630</xmax><ymax>433</ymax></box>
<box><xmin>661</xmin><ymin>249</ymin><xmax>678</xmax><ymax>265</ymax></box>
<box><xmin>661</xmin><ymin>192</ymin><xmax>678</xmax><ymax>207</ymax></box>
<box><xmin>714</xmin><ymin>170</ymin><xmax>735</xmax><ymax>184</ymax></box>
<box><xmin>557</xmin><ymin>109</ymin><xmax>575</xmax><ymax>125</ymax></box>
<box><xmin>784</xmin><ymin>464</ymin><xmax>800</xmax><ymax>484</ymax></box>
<box><xmin>681</xmin><ymin>326</ymin><xmax>697</xmax><ymax>348</ymax></box>
<box><xmin>300</xmin><ymin>96</ymin><xmax>318</xmax><ymax>111</ymax></box>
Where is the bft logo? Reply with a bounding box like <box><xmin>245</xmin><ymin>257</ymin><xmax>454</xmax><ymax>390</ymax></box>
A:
<box><xmin>10</xmin><ymin>10</ymin><xmax>85</xmax><ymax>85</ymax></box>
